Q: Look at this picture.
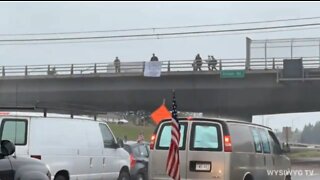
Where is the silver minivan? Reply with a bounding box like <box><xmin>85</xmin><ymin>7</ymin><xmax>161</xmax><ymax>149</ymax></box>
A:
<box><xmin>148</xmin><ymin>118</ymin><xmax>291</xmax><ymax>180</ymax></box>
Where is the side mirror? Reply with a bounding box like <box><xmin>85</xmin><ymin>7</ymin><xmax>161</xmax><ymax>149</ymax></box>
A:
<box><xmin>1</xmin><ymin>140</ymin><xmax>15</xmax><ymax>156</ymax></box>
<box><xmin>282</xmin><ymin>142</ymin><xmax>291</xmax><ymax>153</ymax></box>
<box><xmin>117</xmin><ymin>138</ymin><xmax>124</xmax><ymax>148</ymax></box>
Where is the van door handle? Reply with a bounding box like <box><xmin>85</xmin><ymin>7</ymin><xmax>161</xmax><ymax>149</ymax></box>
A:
<box><xmin>90</xmin><ymin>157</ymin><xmax>93</xmax><ymax>168</ymax></box>
<box><xmin>103</xmin><ymin>157</ymin><xmax>106</xmax><ymax>167</ymax></box>
<box><xmin>272</xmin><ymin>156</ymin><xmax>275</xmax><ymax>166</ymax></box>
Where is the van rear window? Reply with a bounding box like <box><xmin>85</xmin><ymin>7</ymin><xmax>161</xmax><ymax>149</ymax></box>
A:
<box><xmin>251</xmin><ymin>128</ymin><xmax>263</xmax><ymax>153</ymax></box>
<box><xmin>259</xmin><ymin>129</ymin><xmax>271</xmax><ymax>154</ymax></box>
<box><xmin>228</xmin><ymin>124</ymin><xmax>254</xmax><ymax>153</ymax></box>
<box><xmin>156</xmin><ymin>122</ymin><xmax>187</xmax><ymax>150</ymax></box>
<box><xmin>190</xmin><ymin>122</ymin><xmax>222</xmax><ymax>151</ymax></box>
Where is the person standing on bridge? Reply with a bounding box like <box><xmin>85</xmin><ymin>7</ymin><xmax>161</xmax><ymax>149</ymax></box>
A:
<box><xmin>114</xmin><ymin>57</ymin><xmax>121</xmax><ymax>73</ymax></box>
<box><xmin>194</xmin><ymin>53</ymin><xmax>202</xmax><ymax>71</ymax></box>
<box><xmin>150</xmin><ymin>53</ymin><xmax>159</xmax><ymax>61</ymax></box>
<box><xmin>207</xmin><ymin>55</ymin><xmax>218</xmax><ymax>71</ymax></box>
<box><xmin>48</xmin><ymin>66</ymin><xmax>57</xmax><ymax>75</ymax></box>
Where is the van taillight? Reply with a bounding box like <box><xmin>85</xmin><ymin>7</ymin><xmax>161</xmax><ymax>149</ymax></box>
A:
<box><xmin>130</xmin><ymin>154</ymin><xmax>136</xmax><ymax>169</ymax></box>
<box><xmin>224</xmin><ymin>135</ymin><xmax>232</xmax><ymax>152</ymax></box>
<box><xmin>31</xmin><ymin>155</ymin><xmax>41</xmax><ymax>160</ymax></box>
<box><xmin>150</xmin><ymin>134</ymin><xmax>156</xmax><ymax>150</ymax></box>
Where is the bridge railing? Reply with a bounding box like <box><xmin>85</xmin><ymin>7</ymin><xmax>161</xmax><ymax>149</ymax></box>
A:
<box><xmin>1</xmin><ymin>57</ymin><xmax>320</xmax><ymax>77</ymax></box>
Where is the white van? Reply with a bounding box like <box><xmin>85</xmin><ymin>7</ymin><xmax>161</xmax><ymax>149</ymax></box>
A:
<box><xmin>149</xmin><ymin>118</ymin><xmax>291</xmax><ymax>180</ymax></box>
<box><xmin>0</xmin><ymin>115</ymin><xmax>130</xmax><ymax>180</ymax></box>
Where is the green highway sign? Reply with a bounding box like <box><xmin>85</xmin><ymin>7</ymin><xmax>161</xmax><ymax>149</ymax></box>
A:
<box><xmin>220</xmin><ymin>70</ymin><xmax>245</xmax><ymax>78</ymax></box>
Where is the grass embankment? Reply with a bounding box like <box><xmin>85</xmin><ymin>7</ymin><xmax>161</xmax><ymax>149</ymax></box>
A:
<box><xmin>288</xmin><ymin>150</ymin><xmax>320</xmax><ymax>159</ymax></box>
<box><xmin>109</xmin><ymin>123</ymin><xmax>155</xmax><ymax>141</ymax></box>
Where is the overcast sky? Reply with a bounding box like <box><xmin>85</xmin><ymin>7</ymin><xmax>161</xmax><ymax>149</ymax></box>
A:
<box><xmin>1</xmin><ymin>2</ymin><xmax>320</xmax><ymax>132</ymax></box>
<box><xmin>1</xmin><ymin>2</ymin><xmax>320</xmax><ymax>65</ymax></box>
<box><xmin>252</xmin><ymin>112</ymin><xmax>320</xmax><ymax>131</ymax></box>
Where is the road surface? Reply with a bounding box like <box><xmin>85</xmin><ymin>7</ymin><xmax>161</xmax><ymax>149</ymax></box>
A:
<box><xmin>292</xmin><ymin>164</ymin><xmax>320</xmax><ymax>180</ymax></box>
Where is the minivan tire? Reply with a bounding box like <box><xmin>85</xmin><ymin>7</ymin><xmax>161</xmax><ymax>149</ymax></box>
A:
<box><xmin>54</xmin><ymin>175</ymin><xmax>67</xmax><ymax>180</ymax></box>
<box><xmin>137</xmin><ymin>173</ymin><xmax>145</xmax><ymax>180</ymax></box>
<box><xmin>118</xmin><ymin>171</ymin><xmax>130</xmax><ymax>180</ymax></box>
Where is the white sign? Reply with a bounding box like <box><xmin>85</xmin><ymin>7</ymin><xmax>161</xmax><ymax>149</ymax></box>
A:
<box><xmin>144</xmin><ymin>61</ymin><xmax>162</xmax><ymax>77</ymax></box>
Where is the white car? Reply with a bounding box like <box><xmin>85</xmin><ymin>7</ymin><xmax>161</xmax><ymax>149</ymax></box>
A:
<box><xmin>0</xmin><ymin>115</ymin><xmax>130</xmax><ymax>180</ymax></box>
<box><xmin>118</xmin><ymin>119</ymin><xmax>129</xmax><ymax>124</ymax></box>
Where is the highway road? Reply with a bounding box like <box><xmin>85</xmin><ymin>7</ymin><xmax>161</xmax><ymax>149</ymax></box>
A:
<box><xmin>292</xmin><ymin>164</ymin><xmax>320</xmax><ymax>180</ymax></box>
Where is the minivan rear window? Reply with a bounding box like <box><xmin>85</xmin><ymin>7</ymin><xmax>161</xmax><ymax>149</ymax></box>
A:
<box><xmin>156</xmin><ymin>122</ymin><xmax>187</xmax><ymax>150</ymax></box>
<box><xmin>190</xmin><ymin>122</ymin><xmax>222</xmax><ymax>151</ymax></box>
<box><xmin>0</xmin><ymin>119</ymin><xmax>28</xmax><ymax>145</ymax></box>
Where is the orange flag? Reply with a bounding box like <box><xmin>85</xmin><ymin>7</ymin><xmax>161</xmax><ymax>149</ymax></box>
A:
<box><xmin>151</xmin><ymin>104</ymin><xmax>172</xmax><ymax>125</ymax></box>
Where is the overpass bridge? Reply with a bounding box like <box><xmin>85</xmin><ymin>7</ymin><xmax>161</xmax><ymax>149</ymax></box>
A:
<box><xmin>1</xmin><ymin>57</ymin><xmax>320</xmax><ymax>121</ymax></box>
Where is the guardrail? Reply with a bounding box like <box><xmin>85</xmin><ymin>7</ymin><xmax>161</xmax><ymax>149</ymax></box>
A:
<box><xmin>1</xmin><ymin>57</ymin><xmax>320</xmax><ymax>78</ymax></box>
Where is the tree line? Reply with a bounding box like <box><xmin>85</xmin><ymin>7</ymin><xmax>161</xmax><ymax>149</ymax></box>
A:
<box><xmin>300</xmin><ymin>121</ymin><xmax>320</xmax><ymax>144</ymax></box>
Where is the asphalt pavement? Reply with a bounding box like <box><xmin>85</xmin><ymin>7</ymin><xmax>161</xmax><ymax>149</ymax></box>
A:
<box><xmin>291</xmin><ymin>163</ymin><xmax>320</xmax><ymax>180</ymax></box>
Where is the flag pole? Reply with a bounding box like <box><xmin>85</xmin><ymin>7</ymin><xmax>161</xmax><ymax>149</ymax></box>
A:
<box><xmin>166</xmin><ymin>88</ymin><xmax>180</xmax><ymax>180</ymax></box>
<box><xmin>172</xmin><ymin>89</ymin><xmax>175</xmax><ymax>101</ymax></box>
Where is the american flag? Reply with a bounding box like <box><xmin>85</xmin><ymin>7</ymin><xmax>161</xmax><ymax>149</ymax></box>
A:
<box><xmin>166</xmin><ymin>91</ymin><xmax>181</xmax><ymax>180</ymax></box>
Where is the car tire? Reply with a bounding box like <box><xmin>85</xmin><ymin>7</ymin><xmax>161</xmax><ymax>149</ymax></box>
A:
<box><xmin>54</xmin><ymin>175</ymin><xmax>67</xmax><ymax>180</ymax></box>
<box><xmin>118</xmin><ymin>170</ymin><xmax>130</xmax><ymax>180</ymax></box>
<box><xmin>285</xmin><ymin>175</ymin><xmax>291</xmax><ymax>180</ymax></box>
<box><xmin>244</xmin><ymin>174</ymin><xmax>254</xmax><ymax>180</ymax></box>
<box><xmin>137</xmin><ymin>173</ymin><xmax>145</xmax><ymax>180</ymax></box>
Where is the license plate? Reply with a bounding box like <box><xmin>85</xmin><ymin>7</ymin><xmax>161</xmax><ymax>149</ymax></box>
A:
<box><xmin>195</xmin><ymin>163</ymin><xmax>211</xmax><ymax>171</ymax></box>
